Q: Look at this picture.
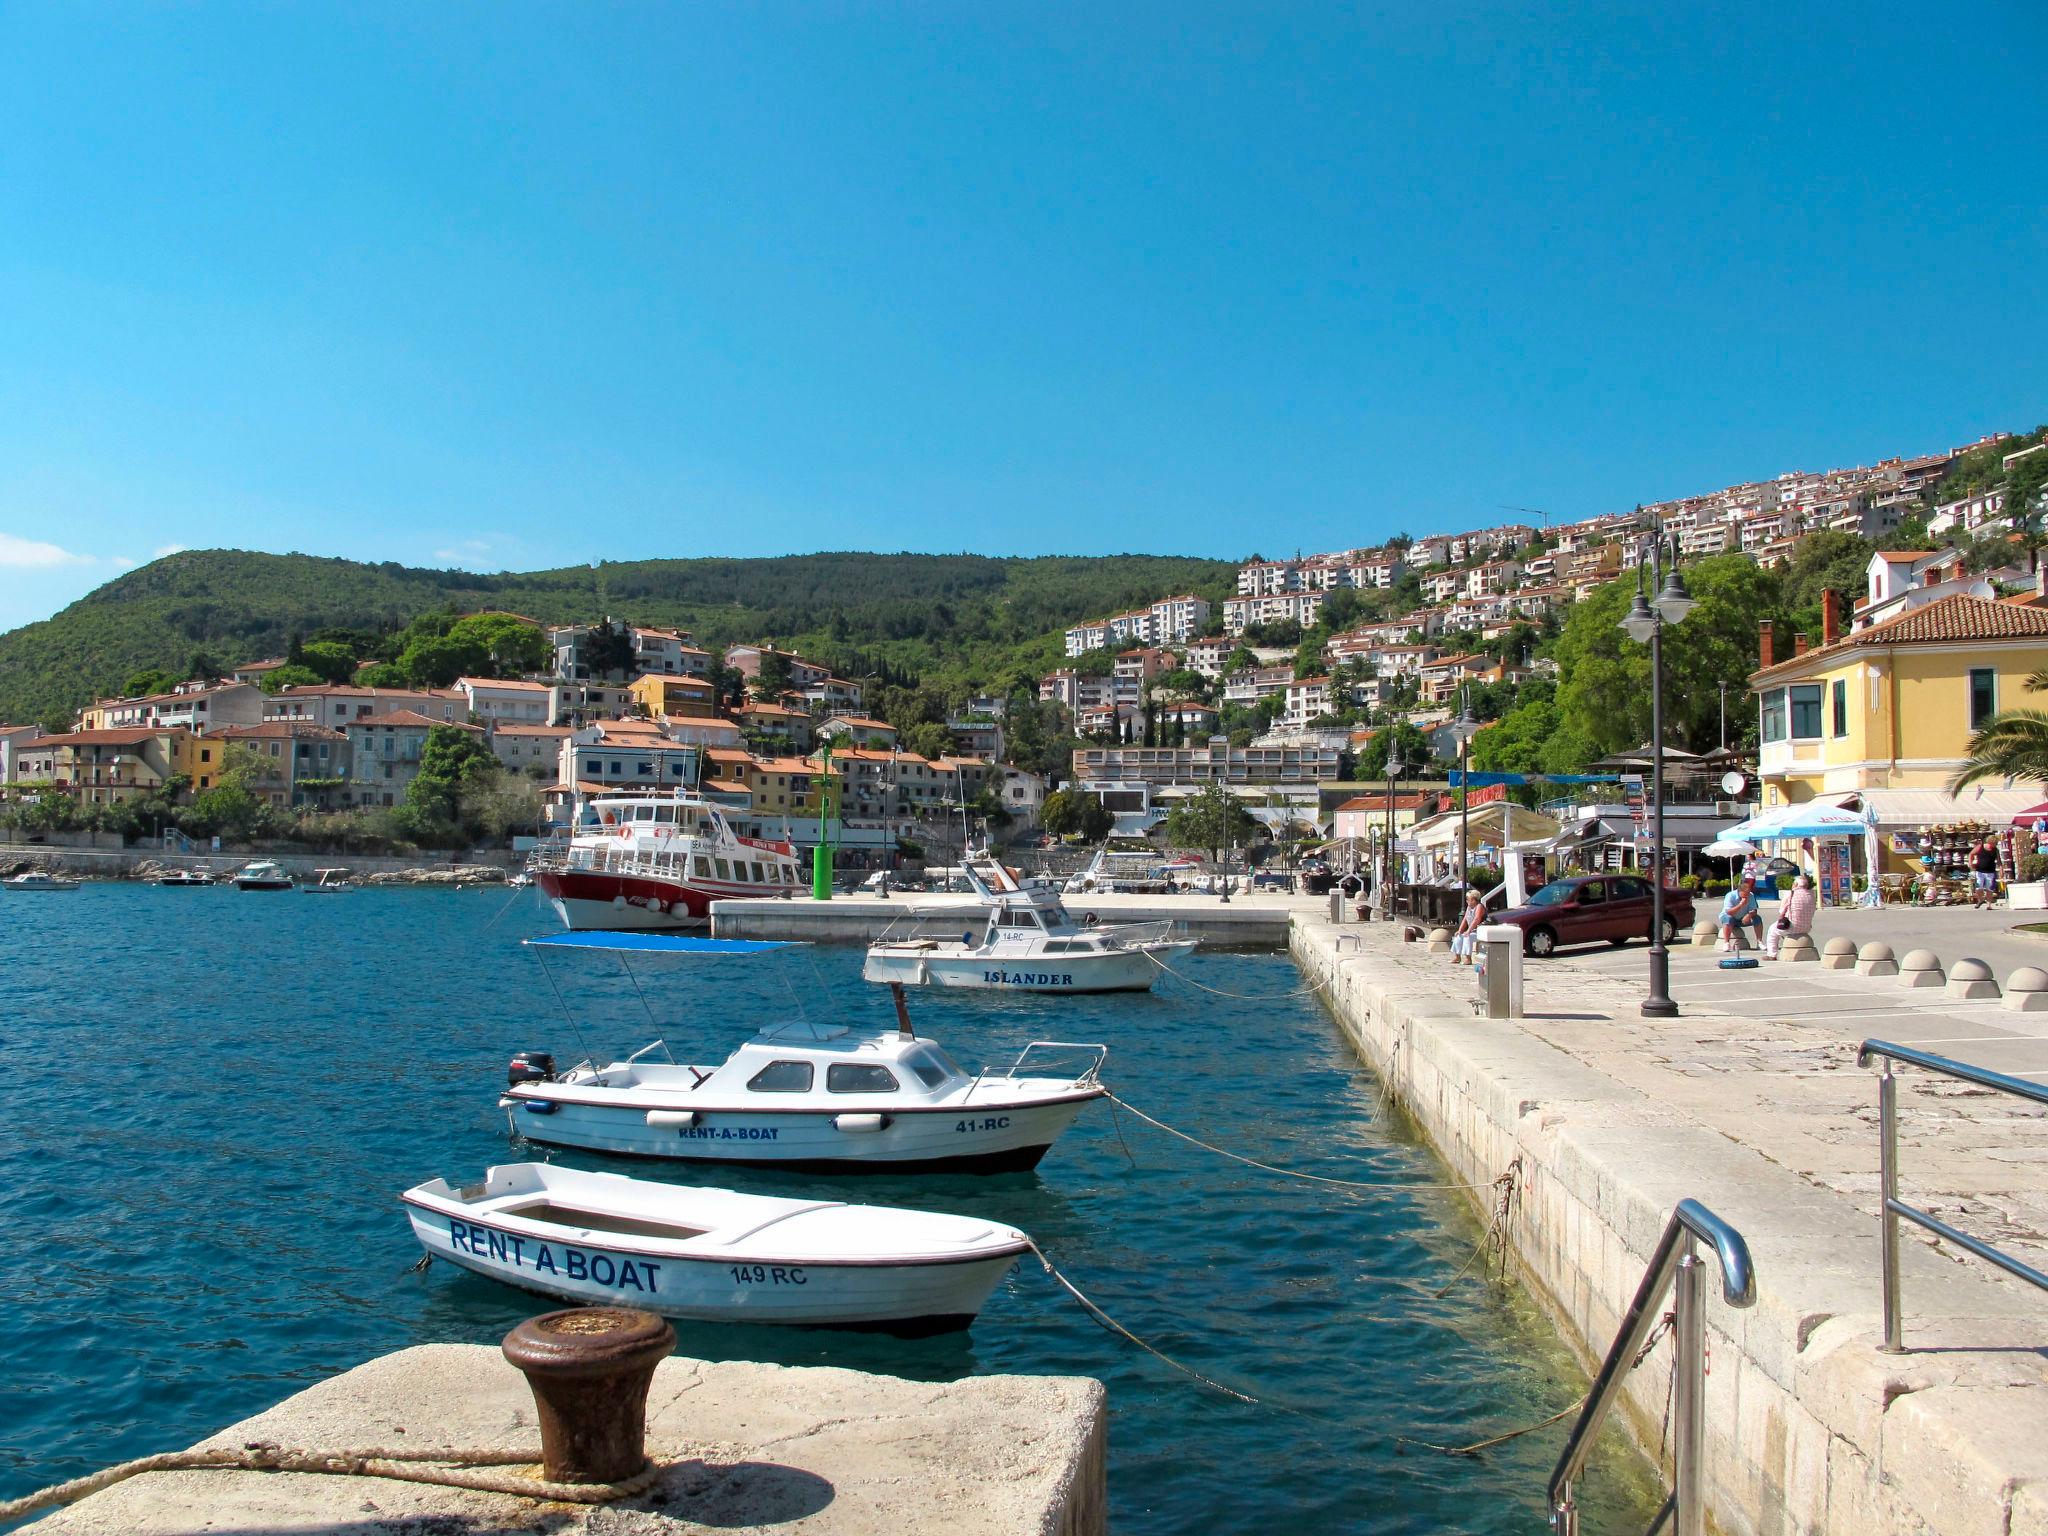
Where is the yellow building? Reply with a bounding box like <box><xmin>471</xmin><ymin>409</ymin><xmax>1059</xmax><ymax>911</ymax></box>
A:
<box><xmin>701</xmin><ymin>749</ymin><xmax>839</xmax><ymax>819</ymax></box>
<box><xmin>628</xmin><ymin>674</ymin><xmax>718</xmax><ymax>718</ymax></box>
<box><xmin>1749</xmin><ymin>593</ymin><xmax>2048</xmax><ymax>866</ymax></box>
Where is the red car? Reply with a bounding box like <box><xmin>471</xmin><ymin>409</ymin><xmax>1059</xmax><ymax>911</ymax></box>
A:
<box><xmin>1489</xmin><ymin>874</ymin><xmax>1694</xmax><ymax>957</ymax></box>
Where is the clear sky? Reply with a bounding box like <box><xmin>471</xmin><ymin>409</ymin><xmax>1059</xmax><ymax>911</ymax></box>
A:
<box><xmin>1</xmin><ymin>3</ymin><xmax>2042</xmax><ymax>631</ymax></box>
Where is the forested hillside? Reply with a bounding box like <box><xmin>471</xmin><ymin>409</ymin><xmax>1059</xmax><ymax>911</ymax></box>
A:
<box><xmin>0</xmin><ymin>549</ymin><xmax>1238</xmax><ymax>723</ymax></box>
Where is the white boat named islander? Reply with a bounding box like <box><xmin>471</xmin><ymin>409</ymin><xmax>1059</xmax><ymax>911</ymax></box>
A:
<box><xmin>504</xmin><ymin>944</ymin><xmax>1107</xmax><ymax>1171</ymax></box>
<box><xmin>231</xmin><ymin>860</ymin><xmax>294</xmax><ymax>891</ymax></box>
<box><xmin>403</xmin><ymin>1162</ymin><xmax>1029</xmax><ymax>1334</ymax></box>
<box><xmin>865</xmin><ymin>856</ymin><xmax>1196</xmax><ymax>993</ymax></box>
<box><xmin>530</xmin><ymin>789</ymin><xmax>801</xmax><ymax>931</ymax></box>
<box><xmin>3</xmin><ymin>870</ymin><xmax>81</xmax><ymax>891</ymax></box>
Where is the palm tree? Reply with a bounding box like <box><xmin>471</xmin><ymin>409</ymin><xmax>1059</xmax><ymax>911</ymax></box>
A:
<box><xmin>1950</xmin><ymin>669</ymin><xmax>2048</xmax><ymax>790</ymax></box>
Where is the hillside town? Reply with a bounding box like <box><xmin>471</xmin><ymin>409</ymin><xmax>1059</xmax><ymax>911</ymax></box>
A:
<box><xmin>3</xmin><ymin>428</ymin><xmax>2047</xmax><ymax>891</ymax></box>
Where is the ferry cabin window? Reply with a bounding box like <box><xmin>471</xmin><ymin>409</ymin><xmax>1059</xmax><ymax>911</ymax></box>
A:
<box><xmin>714</xmin><ymin>858</ymin><xmax>731</xmax><ymax>880</ymax></box>
<box><xmin>747</xmin><ymin>1060</ymin><xmax>814</xmax><ymax>1092</ymax></box>
<box><xmin>827</xmin><ymin>1064</ymin><xmax>900</xmax><ymax>1094</ymax></box>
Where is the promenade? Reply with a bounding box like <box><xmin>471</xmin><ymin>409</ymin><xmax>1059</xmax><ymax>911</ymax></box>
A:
<box><xmin>1293</xmin><ymin>905</ymin><xmax>2048</xmax><ymax>1535</ymax></box>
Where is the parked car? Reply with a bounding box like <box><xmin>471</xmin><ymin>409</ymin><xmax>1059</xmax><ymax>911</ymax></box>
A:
<box><xmin>1487</xmin><ymin>874</ymin><xmax>1694</xmax><ymax>957</ymax></box>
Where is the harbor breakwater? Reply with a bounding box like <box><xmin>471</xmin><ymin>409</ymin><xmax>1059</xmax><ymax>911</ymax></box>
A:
<box><xmin>1294</xmin><ymin>911</ymin><xmax>2048</xmax><ymax>1536</ymax></box>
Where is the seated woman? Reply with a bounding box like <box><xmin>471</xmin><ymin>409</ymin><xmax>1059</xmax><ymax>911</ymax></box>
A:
<box><xmin>1718</xmin><ymin>878</ymin><xmax>1764</xmax><ymax>954</ymax></box>
<box><xmin>1449</xmin><ymin>887</ymin><xmax>1486</xmax><ymax>965</ymax></box>
<box><xmin>1766</xmin><ymin>874</ymin><xmax>1817</xmax><ymax>958</ymax></box>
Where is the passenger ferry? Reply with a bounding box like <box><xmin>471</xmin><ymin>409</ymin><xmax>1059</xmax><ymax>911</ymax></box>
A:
<box><xmin>530</xmin><ymin>790</ymin><xmax>802</xmax><ymax>930</ymax></box>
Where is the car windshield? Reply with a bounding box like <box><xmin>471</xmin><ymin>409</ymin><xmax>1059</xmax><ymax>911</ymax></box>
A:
<box><xmin>1526</xmin><ymin>880</ymin><xmax>1578</xmax><ymax>908</ymax></box>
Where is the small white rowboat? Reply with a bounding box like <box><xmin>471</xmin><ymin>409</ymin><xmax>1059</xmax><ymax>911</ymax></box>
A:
<box><xmin>403</xmin><ymin>1162</ymin><xmax>1030</xmax><ymax>1334</ymax></box>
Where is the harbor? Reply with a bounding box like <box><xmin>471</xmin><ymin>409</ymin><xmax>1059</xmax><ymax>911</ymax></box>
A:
<box><xmin>0</xmin><ymin>884</ymin><xmax>1661</xmax><ymax>1534</ymax></box>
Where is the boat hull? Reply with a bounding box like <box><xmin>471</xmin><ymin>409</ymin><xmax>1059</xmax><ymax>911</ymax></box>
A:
<box><xmin>403</xmin><ymin>1203</ymin><xmax>1019</xmax><ymax>1333</ymax></box>
<box><xmin>863</xmin><ymin>941</ymin><xmax>1193</xmax><ymax>993</ymax></box>
<box><xmin>505</xmin><ymin>1091</ymin><xmax>1098</xmax><ymax>1170</ymax></box>
<box><xmin>534</xmin><ymin>869</ymin><xmax>711</xmax><ymax>930</ymax></box>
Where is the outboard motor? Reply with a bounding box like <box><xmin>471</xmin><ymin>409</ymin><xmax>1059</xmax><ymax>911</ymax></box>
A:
<box><xmin>508</xmin><ymin>1050</ymin><xmax>557</xmax><ymax>1088</ymax></box>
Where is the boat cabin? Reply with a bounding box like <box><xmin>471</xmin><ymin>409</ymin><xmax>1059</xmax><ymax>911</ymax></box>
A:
<box><xmin>582</xmin><ymin>1024</ymin><xmax>976</xmax><ymax>1107</ymax></box>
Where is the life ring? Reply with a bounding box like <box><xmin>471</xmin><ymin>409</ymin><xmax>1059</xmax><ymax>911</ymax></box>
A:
<box><xmin>617</xmin><ymin>824</ymin><xmax>631</xmax><ymax>839</ymax></box>
<box><xmin>1082</xmin><ymin>912</ymin><xmax>1099</xmax><ymax>927</ymax></box>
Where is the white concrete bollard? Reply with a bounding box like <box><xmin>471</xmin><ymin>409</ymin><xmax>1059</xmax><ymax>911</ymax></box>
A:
<box><xmin>2006</xmin><ymin>966</ymin><xmax>2048</xmax><ymax>1012</ymax></box>
<box><xmin>1821</xmin><ymin>936</ymin><xmax>1858</xmax><ymax>970</ymax></box>
<box><xmin>1898</xmin><ymin>949</ymin><xmax>1944</xmax><ymax>988</ymax></box>
<box><xmin>1856</xmin><ymin>941</ymin><xmax>1898</xmax><ymax>977</ymax></box>
<box><xmin>1427</xmin><ymin>927</ymin><xmax>1452</xmax><ymax>956</ymax></box>
<box><xmin>1778</xmin><ymin>933</ymin><xmax>1818</xmax><ymax>963</ymax></box>
<box><xmin>1690</xmin><ymin>919</ymin><xmax>1718</xmax><ymax>948</ymax></box>
<box><xmin>1947</xmin><ymin>958</ymin><xmax>1999</xmax><ymax>1000</ymax></box>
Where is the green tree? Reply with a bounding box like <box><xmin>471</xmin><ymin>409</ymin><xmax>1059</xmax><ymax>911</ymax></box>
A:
<box><xmin>185</xmin><ymin>649</ymin><xmax>224</xmax><ymax>682</ymax></box>
<box><xmin>1040</xmin><ymin>788</ymin><xmax>1113</xmax><ymax>841</ymax></box>
<box><xmin>298</xmin><ymin>640</ymin><xmax>359</xmax><ymax>685</ymax></box>
<box><xmin>398</xmin><ymin>725</ymin><xmax>501</xmax><ymax>843</ymax></box>
<box><xmin>450</xmin><ymin>613</ymin><xmax>549</xmax><ymax>674</ymax></box>
<box><xmin>260</xmin><ymin>664</ymin><xmax>326</xmax><ymax>694</ymax></box>
<box><xmin>1552</xmin><ymin>554</ymin><xmax>1778</xmax><ymax>759</ymax></box>
<box><xmin>353</xmin><ymin>661</ymin><xmax>410</xmax><ymax>689</ymax></box>
<box><xmin>905</xmin><ymin>721</ymin><xmax>953</xmax><ymax>760</ymax></box>
<box><xmin>580</xmin><ymin>620</ymin><xmax>636</xmax><ymax>680</ymax></box>
<box><xmin>123</xmin><ymin>668</ymin><xmax>180</xmax><ymax>697</ymax></box>
<box><xmin>1778</xmin><ymin>530</ymin><xmax>1873</xmax><ymax>641</ymax></box>
<box><xmin>1165</xmin><ymin>780</ymin><xmax>1257</xmax><ymax>866</ymax></box>
<box><xmin>1355</xmin><ymin>721</ymin><xmax>1433</xmax><ymax>778</ymax></box>
<box><xmin>755</xmin><ymin>650</ymin><xmax>794</xmax><ymax>698</ymax></box>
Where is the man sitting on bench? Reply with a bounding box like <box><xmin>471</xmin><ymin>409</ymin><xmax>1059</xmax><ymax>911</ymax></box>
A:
<box><xmin>1718</xmin><ymin>876</ymin><xmax>1764</xmax><ymax>954</ymax></box>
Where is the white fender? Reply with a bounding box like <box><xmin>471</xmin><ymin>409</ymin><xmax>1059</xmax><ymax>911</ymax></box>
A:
<box><xmin>834</xmin><ymin>1112</ymin><xmax>891</xmax><ymax>1133</ymax></box>
<box><xmin>646</xmin><ymin>1109</ymin><xmax>698</xmax><ymax>1129</ymax></box>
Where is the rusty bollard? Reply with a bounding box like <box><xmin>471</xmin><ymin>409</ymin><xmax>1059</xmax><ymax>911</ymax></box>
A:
<box><xmin>501</xmin><ymin>1307</ymin><xmax>676</xmax><ymax>1483</ymax></box>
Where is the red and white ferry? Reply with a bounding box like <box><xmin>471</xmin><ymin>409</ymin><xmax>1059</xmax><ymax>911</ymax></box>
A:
<box><xmin>530</xmin><ymin>790</ymin><xmax>802</xmax><ymax>930</ymax></box>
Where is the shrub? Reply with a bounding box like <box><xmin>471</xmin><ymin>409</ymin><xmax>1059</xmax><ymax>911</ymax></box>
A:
<box><xmin>2020</xmin><ymin>852</ymin><xmax>2048</xmax><ymax>884</ymax></box>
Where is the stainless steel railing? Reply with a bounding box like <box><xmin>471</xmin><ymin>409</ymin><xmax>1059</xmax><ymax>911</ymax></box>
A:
<box><xmin>1548</xmin><ymin>1199</ymin><xmax>1756</xmax><ymax>1536</ymax></box>
<box><xmin>1856</xmin><ymin>1039</ymin><xmax>2048</xmax><ymax>1353</ymax></box>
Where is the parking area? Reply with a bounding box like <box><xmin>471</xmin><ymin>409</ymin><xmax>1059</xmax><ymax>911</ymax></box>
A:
<box><xmin>1555</xmin><ymin>904</ymin><xmax>2048</xmax><ymax>1080</ymax></box>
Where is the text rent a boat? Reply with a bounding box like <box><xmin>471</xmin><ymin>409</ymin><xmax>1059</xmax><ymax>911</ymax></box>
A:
<box><xmin>505</xmin><ymin>935</ymin><xmax>1108</xmax><ymax>1171</ymax></box>
<box><xmin>864</xmin><ymin>855</ymin><xmax>1196</xmax><ymax>993</ymax></box>
<box><xmin>402</xmin><ymin>1162</ymin><xmax>1028</xmax><ymax>1334</ymax></box>
<box><xmin>530</xmin><ymin>789</ymin><xmax>800</xmax><ymax>931</ymax></box>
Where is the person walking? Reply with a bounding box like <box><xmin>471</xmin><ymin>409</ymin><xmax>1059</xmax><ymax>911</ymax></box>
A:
<box><xmin>1972</xmin><ymin>838</ymin><xmax>2001</xmax><ymax>907</ymax></box>
<box><xmin>1450</xmin><ymin>887</ymin><xmax>1486</xmax><ymax>965</ymax></box>
<box><xmin>1766</xmin><ymin>874</ymin><xmax>1817</xmax><ymax>959</ymax></box>
<box><xmin>1718</xmin><ymin>877</ymin><xmax>1764</xmax><ymax>954</ymax></box>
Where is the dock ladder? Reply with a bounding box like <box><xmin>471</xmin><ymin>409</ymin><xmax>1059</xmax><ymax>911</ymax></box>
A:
<box><xmin>1547</xmin><ymin>1199</ymin><xmax>1756</xmax><ymax>1536</ymax></box>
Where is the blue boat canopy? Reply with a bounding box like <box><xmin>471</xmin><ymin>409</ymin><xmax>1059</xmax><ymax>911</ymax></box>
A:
<box><xmin>523</xmin><ymin>932</ymin><xmax>797</xmax><ymax>955</ymax></box>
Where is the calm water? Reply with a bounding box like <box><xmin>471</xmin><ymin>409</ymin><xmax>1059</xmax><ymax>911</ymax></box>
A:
<box><xmin>0</xmin><ymin>885</ymin><xmax>1658</xmax><ymax>1532</ymax></box>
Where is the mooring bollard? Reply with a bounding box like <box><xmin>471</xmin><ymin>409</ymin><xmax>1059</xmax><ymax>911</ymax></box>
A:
<box><xmin>501</xmin><ymin>1307</ymin><xmax>676</xmax><ymax>1484</ymax></box>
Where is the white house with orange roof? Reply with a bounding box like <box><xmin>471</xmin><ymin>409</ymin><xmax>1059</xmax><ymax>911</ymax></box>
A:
<box><xmin>457</xmin><ymin>676</ymin><xmax>553</xmax><ymax>724</ymax></box>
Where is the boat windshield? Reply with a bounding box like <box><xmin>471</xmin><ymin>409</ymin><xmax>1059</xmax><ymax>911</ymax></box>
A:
<box><xmin>903</xmin><ymin>1048</ymin><xmax>958</xmax><ymax>1089</ymax></box>
<box><xmin>1525</xmin><ymin>880</ymin><xmax>1578</xmax><ymax>908</ymax></box>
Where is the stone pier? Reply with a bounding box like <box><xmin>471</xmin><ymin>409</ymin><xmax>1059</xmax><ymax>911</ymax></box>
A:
<box><xmin>1293</xmin><ymin>911</ymin><xmax>2048</xmax><ymax>1535</ymax></box>
<box><xmin>37</xmin><ymin>1345</ymin><xmax>1106</xmax><ymax>1535</ymax></box>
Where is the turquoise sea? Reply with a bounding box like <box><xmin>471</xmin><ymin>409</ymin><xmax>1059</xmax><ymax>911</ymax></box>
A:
<box><xmin>0</xmin><ymin>884</ymin><xmax>1658</xmax><ymax>1532</ymax></box>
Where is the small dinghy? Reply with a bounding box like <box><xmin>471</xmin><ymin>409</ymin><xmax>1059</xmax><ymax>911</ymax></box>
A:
<box><xmin>506</xmin><ymin>936</ymin><xmax>1107</xmax><ymax>1171</ymax></box>
<box><xmin>402</xmin><ymin>1162</ymin><xmax>1030</xmax><ymax>1334</ymax></box>
<box><xmin>865</xmin><ymin>855</ymin><xmax>1196</xmax><ymax>994</ymax></box>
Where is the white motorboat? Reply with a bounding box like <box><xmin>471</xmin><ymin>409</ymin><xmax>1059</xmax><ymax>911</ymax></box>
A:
<box><xmin>506</xmin><ymin>871</ymin><xmax>535</xmax><ymax>890</ymax></box>
<box><xmin>403</xmin><ymin>1162</ymin><xmax>1028</xmax><ymax>1334</ymax></box>
<box><xmin>302</xmin><ymin>867</ymin><xmax>353</xmax><ymax>893</ymax></box>
<box><xmin>3</xmin><ymin>870</ymin><xmax>81</xmax><ymax>891</ymax></box>
<box><xmin>865</xmin><ymin>856</ymin><xmax>1195</xmax><ymax>993</ymax></box>
<box><xmin>504</xmin><ymin>937</ymin><xmax>1107</xmax><ymax>1171</ymax></box>
<box><xmin>153</xmin><ymin>869</ymin><xmax>213</xmax><ymax>887</ymax></box>
<box><xmin>231</xmin><ymin>860</ymin><xmax>294</xmax><ymax>891</ymax></box>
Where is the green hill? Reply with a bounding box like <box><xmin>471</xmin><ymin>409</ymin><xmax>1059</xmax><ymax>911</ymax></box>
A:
<box><xmin>0</xmin><ymin>548</ymin><xmax>1238</xmax><ymax>723</ymax></box>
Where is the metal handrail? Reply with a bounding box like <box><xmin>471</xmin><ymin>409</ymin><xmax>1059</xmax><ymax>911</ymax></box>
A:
<box><xmin>1856</xmin><ymin>1039</ymin><xmax>2048</xmax><ymax>1353</ymax></box>
<box><xmin>1549</xmin><ymin>1199</ymin><xmax>1756</xmax><ymax>1536</ymax></box>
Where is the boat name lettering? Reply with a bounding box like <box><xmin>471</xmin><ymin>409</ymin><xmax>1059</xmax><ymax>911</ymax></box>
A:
<box><xmin>956</xmin><ymin>1116</ymin><xmax>1012</xmax><ymax>1133</ymax></box>
<box><xmin>981</xmin><ymin>971</ymin><xmax>1075</xmax><ymax>987</ymax></box>
<box><xmin>675</xmin><ymin>1125</ymin><xmax>781</xmax><ymax>1141</ymax></box>
<box><xmin>729</xmin><ymin>1263</ymin><xmax>806</xmax><ymax>1286</ymax></box>
<box><xmin>446</xmin><ymin>1220</ymin><xmax>663</xmax><ymax>1292</ymax></box>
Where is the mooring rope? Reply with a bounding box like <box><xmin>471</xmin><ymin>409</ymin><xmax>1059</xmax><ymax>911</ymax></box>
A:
<box><xmin>1141</xmin><ymin>948</ymin><xmax>1333</xmax><ymax>1000</ymax></box>
<box><xmin>1105</xmin><ymin>1090</ymin><xmax>1515</xmax><ymax>1195</ymax></box>
<box><xmin>0</xmin><ymin>1442</ymin><xmax>665</xmax><ymax>1523</ymax></box>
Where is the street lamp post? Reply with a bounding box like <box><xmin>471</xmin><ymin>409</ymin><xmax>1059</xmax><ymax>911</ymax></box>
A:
<box><xmin>1621</xmin><ymin>534</ymin><xmax>1697</xmax><ymax>1018</ymax></box>
<box><xmin>1383</xmin><ymin>745</ymin><xmax>1406</xmax><ymax>918</ymax></box>
<box><xmin>1450</xmin><ymin>687</ymin><xmax>1481</xmax><ymax>891</ymax></box>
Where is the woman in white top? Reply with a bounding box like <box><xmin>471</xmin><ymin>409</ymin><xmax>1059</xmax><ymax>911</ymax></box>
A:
<box><xmin>1450</xmin><ymin>888</ymin><xmax>1486</xmax><ymax>964</ymax></box>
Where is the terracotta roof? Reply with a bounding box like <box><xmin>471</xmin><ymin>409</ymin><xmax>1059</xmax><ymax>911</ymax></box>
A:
<box><xmin>347</xmin><ymin>710</ymin><xmax>480</xmax><ymax>731</ymax></box>
<box><xmin>37</xmin><ymin>728</ymin><xmax>184</xmax><ymax>746</ymax></box>
<box><xmin>1754</xmin><ymin>594</ymin><xmax>2048</xmax><ymax>682</ymax></box>
<box><xmin>1875</xmin><ymin>551</ymin><xmax>1924</xmax><ymax>563</ymax></box>
<box><xmin>1334</xmin><ymin>793</ymin><xmax>1430</xmax><ymax>812</ymax></box>
<box><xmin>458</xmin><ymin>676</ymin><xmax>550</xmax><ymax>692</ymax></box>
<box><xmin>491</xmin><ymin>723</ymin><xmax>572</xmax><ymax>737</ymax></box>
<box><xmin>215</xmin><ymin>722</ymin><xmax>346</xmax><ymax>741</ymax></box>
<box><xmin>823</xmin><ymin>716</ymin><xmax>894</xmax><ymax>730</ymax></box>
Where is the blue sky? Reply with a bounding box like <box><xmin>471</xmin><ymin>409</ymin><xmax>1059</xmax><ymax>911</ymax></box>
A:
<box><xmin>1</xmin><ymin>3</ymin><xmax>2042</xmax><ymax>631</ymax></box>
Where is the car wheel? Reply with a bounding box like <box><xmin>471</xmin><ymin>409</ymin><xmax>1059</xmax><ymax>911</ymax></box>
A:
<box><xmin>1526</xmin><ymin>925</ymin><xmax>1557</xmax><ymax>958</ymax></box>
<box><xmin>1659</xmin><ymin>915</ymin><xmax>1679</xmax><ymax>944</ymax></box>
<box><xmin>1607</xmin><ymin>934</ymin><xmax>1629</xmax><ymax>946</ymax></box>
